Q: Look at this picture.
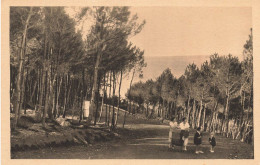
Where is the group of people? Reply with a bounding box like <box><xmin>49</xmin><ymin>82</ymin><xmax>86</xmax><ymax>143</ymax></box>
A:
<box><xmin>168</xmin><ymin>117</ymin><xmax>216</xmax><ymax>154</ymax></box>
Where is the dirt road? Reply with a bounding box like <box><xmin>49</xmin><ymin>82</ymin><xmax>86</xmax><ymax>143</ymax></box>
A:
<box><xmin>12</xmin><ymin>112</ymin><xmax>253</xmax><ymax>159</ymax></box>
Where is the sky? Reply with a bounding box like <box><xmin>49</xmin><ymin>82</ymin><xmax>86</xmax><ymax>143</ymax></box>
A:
<box><xmin>66</xmin><ymin>7</ymin><xmax>252</xmax><ymax>98</ymax></box>
<box><xmin>118</xmin><ymin>7</ymin><xmax>252</xmax><ymax>97</ymax></box>
<box><xmin>129</xmin><ymin>7</ymin><xmax>252</xmax><ymax>58</ymax></box>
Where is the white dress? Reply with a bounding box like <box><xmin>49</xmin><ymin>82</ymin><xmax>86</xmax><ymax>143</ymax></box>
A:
<box><xmin>169</xmin><ymin>121</ymin><xmax>178</xmax><ymax>142</ymax></box>
<box><xmin>179</xmin><ymin>122</ymin><xmax>190</xmax><ymax>146</ymax></box>
<box><xmin>179</xmin><ymin>122</ymin><xmax>190</xmax><ymax>130</ymax></box>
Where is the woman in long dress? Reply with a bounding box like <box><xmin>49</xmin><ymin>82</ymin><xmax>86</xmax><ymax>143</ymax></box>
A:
<box><xmin>168</xmin><ymin>117</ymin><xmax>178</xmax><ymax>149</ymax></box>
<box><xmin>178</xmin><ymin>117</ymin><xmax>190</xmax><ymax>151</ymax></box>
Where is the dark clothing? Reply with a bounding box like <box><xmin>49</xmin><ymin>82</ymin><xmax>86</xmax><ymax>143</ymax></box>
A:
<box><xmin>171</xmin><ymin>138</ymin><xmax>183</xmax><ymax>146</ymax></box>
<box><xmin>180</xmin><ymin>130</ymin><xmax>189</xmax><ymax>138</ymax></box>
<box><xmin>194</xmin><ymin>131</ymin><xmax>202</xmax><ymax>145</ymax></box>
<box><xmin>179</xmin><ymin>130</ymin><xmax>189</xmax><ymax>146</ymax></box>
<box><xmin>209</xmin><ymin>137</ymin><xmax>216</xmax><ymax>146</ymax></box>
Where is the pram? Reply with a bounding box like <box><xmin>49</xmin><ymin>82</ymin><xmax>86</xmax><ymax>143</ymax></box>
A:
<box><xmin>171</xmin><ymin>130</ymin><xmax>189</xmax><ymax>146</ymax></box>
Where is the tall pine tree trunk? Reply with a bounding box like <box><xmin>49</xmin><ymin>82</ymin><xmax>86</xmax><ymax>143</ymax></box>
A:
<box><xmin>208</xmin><ymin>101</ymin><xmax>218</xmax><ymax>132</ymax></box>
<box><xmin>166</xmin><ymin>101</ymin><xmax>170</xmax><ymax>119</ymax></box>
<box><xmin>55</xmin><ymin>77</ymin><xmax>62</xmax><ymax>118</ymax></box>
<box><xmin>191</xmin><ymin>99</ymin><xmax>196</xmax><ymax>128</ymax></box>
<box><xmin>13</xmin><ymin>7</ymin><xmax>33</xmax><ymax>129</ymax></box>
<box><xmin>239</xmin><ymin>91</ymin><xmax>246</xmax><ymax>139</ymax></box>
<box><xmin>42</xmin><ymin>45</ymin><xmax>53</xmax><ymax>128</ymax></box>
<box><xmin>221</xmin><ymin>92</ymin><xmax>230</xmax><ymax>135</ymax></box>
<box><xmin>38</xmin><ymin>67</ymin><xmax>45</xmax><ymax>115</ymax></box>
<box><xmin>196</xmin><ymin>100</ymin><xmax>203</xmax><ymax>128</ymax></box>
<box><xmin>80</xmin><ymin>69</ymin><xmax>85</xmax><ymax>121</ymax></box>
<box><xmin>48</xmin><ymin>72</ymin><xmax>56</xmax><ymax>120</ymax></box>
<box><xmin>94</xmin><ymin>76</ymin><xmax>101</xmax><ymax>125</ymax></box>
<box><xmin>42</xmin><ymin>70</ymin><xmax>50</xmax><ymax>128</ymax></box>
<box><xmin>115</xmin><ymin>69</ymin><xmax>123</xmax><ymax>126</ymax></box>
<box><xmin>23</xmin><ymin>45</ymin><xmax>29</xmax><ymax>115</ymax></box>
<box><xmin>63</xmin><ymin>74</ymin><xmax>71</xmax><ymax>118</ymax></box>
<box><xmin>18</xmin><ymin>65</ymin><xmax>26</xmax><ymax>119</ymax></box>
<box><xmin>89</xmin><ymin>53</ymin><xmax>101</xmax><ymax>123</ymax></box>
<box><xmin>53</xmin><ymin>76</ymin><xmax>58</xmax><ymax>119</ymax></box>
<box><xmin>123</xmin><ymin>69</ymin><xmax>135</xmax><ymax>128</ymax></box>
<box><xmin>162</xmin><ymin>99</ymin><xmax>165</xmax><ymax>123</ymax></box>
<box><xmin>98</xmin><ymin>73</ymin><xmax>106</xmax><ymax>123</ymax></box>
<box><xmin>37</xmin><ymin>25</ymin><xmax>49</xmax><ymax>123</ymax></box>
<box><xmin>187</xmin><ymin>95</ymin><xmax>191</xmax><ymax>123</ymax></box>
<box><xmin>108</xmin><ymin>71</ymin><xmax>112</xmax><ymax>126</ymax></box>
<box><xmin>42</xmin><ymin>63</ymin><xmax>50</xmax><ymax>127</ymax></box>
<box><xmin>29</xmin><ymin>78</ymin><xmax>37</xmax><ymax>108</ymax></box>
<box><xmin>111</xmin><ymin>71</ymin><xmax>116</xmax><ymax>129</ymax></box>
<box><xmin>201</xmin><ymin>103</ymin><xmax>207</xmax><ymax>130</ymax></box>
<box><xmin>105</xmin><ymin>73</ymin><xmax>108</xmax><ymax>124</ymax></box>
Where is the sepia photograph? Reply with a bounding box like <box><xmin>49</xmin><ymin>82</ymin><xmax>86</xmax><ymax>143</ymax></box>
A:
<box><xmin>3</xmin><ymin>1</ymin><xmax>258</xmax><ymax>162</ymax></box>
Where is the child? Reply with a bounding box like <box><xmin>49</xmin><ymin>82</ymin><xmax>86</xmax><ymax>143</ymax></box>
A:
<box><xmin>194</xmin><ymin>127</ymin><xmax>203</xmax><ymax>154</ymax></box>
<box><xmin>209</xmin><ymin>132</ymin><xmax>216</xmax><ymax>153</ymax></box>
<box><xmin>169</xmin><ymin>117</ymin><xmax>178</xmax><ymax>149</ymax></box>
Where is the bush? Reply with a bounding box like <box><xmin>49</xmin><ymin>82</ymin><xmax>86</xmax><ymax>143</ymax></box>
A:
<box><xmin>17</xmin><ymin>116</ymin><xmax>34</xmax><ymax>128</ymax></box>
